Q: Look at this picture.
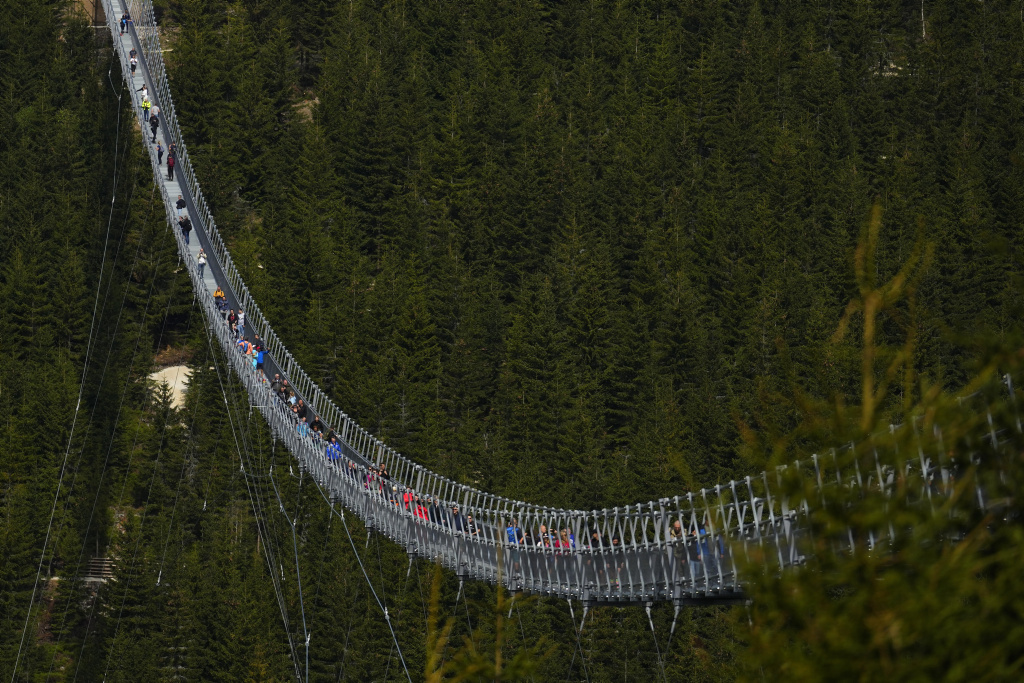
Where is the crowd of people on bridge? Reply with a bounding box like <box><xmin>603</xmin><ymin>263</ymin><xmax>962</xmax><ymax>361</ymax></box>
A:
<box><xmin>188</xmin><ymin>163</ymin><xmax>726</xmax><ymax>587</ymax></box>
<box><xmin>214</xmin><ymin>295</ymin><xmax>267</xmax><ymax>376</ymax></box>
<box><xmin>671</xmin><ymin>519</ymin><xmax>725</xmax><ymax>580</ymax></box>
<box><xmin>210</xmin><ymin>286</ymin><xmax>728</xmax><ymax>580</ymax></box>
<box><xmin>504</xmin><ymin>519</ymin><xmax>577</xmax><ymax>550</ymax></box>
<box><xmin>198</xmin><ymin>201</ymin><xmax>726</xmax><ymax>588</ymax></box>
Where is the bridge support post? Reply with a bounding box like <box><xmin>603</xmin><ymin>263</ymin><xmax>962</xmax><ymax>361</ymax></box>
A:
<box><xmin>454</xmin><ymin>538</ymin><xmax>471</xmax><ymax>582</ymax></box>
<box><xmin>645</xmin><ymin>602</ymin><xmax>669</xmax><ymax>680</ymax></box>
<box><xmin>668</xmin><ymin>603</ymin><xmax>681</xmax><ymax>647</ymax></box>
<box><xmin>581</xmin><ymin>583</ymin><xmax>595</xmax><ymax>610</ymax></box>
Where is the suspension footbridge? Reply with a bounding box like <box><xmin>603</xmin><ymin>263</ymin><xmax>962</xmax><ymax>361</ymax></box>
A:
<box><xmin>102</xmin><ymin>0</ymin><xmax>1019</xmax><ymax>617</ymax></box>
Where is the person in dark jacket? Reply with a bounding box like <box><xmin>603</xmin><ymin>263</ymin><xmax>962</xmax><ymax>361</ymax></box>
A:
<box><xmin>149</xmin><ymin>113</ymin><xmax>159</xmax><ymax>143</ymax></box>
<box><xmin>429</xmin><ymin>498</ymin><xmax>443</xmax><ymax>525</ymax></box>
<box><xmin>700</xmin><ymin>527</ymin><xmax>725</xmax><ymax>583</ymax></box>
<box><xmin>179</xmin><ymin>215</ymin><xmax>192</xmax><ymax>245</ymax></box>
<box><xmin>451</xmin><ymin>506</ymin><xmax>466</xmax><ymax>532</ymax></box>
<box><xmin>687</xmin><ymin>528</ymin><xmax>703</xmax><ymax>582</ymax></box>
<box><xmin>167</xmin><ymin>153</ymin><xmax>175</xmax><ymax>180</ymax></box>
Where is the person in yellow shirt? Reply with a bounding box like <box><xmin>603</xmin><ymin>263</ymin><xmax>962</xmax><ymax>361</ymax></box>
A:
<box><xmin>213</xmin><ymin>286</ymin><xmax>228</xmax><ymax>313</ymax></box>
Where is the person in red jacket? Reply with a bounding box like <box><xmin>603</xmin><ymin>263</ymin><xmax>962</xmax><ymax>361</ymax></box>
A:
<box><xmin>414</xmin><ymin>496</ymin><xmax>430</xmax><ymax>521</ymax></box>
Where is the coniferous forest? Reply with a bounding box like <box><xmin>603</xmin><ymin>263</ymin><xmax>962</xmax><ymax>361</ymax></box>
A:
<box><xmin>3</xmin><ymin>0</ymin><xmax>1024</xmax><ymax>681</ymax></box>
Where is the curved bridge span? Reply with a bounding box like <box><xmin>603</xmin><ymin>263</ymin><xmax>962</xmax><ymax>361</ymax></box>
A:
<box><xmin>104</xmin><ymin>0</ymin><xmax>1016</xmax><ymax>609</ymax></box>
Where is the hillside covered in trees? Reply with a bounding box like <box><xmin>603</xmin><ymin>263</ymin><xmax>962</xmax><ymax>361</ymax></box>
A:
<box><xmin>169</xmin><ymin>0</ymin><xmax>1022</xmax><ymax>506</ymax></box>
<box><xmin>2</xmin><ymin>0</ymin><xmax>1023</xmax><ymax>681</ymax></box>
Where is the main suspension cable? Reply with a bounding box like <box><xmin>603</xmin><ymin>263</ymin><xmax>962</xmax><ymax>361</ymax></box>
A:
<box><xmin>43</xmin><ymin>150</ymin><xmax>146</xmax><ymax>676</ymax></box>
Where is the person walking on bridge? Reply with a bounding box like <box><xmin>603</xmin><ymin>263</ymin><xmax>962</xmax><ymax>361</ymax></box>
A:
<box><xmin>155</xmin><ymin>140</ymin><xmax>163</xmax><ymax>165</ymax></box>
<box><xmin>237</xmin><ymin>308</ymin><xmax>246</xmax><ymax>338</ymax></box>
<box><xmin>176</xmin><ymin>194</ymin><xmax>186</xmax><ymax>217</ymax></box>
<box><xmin>214</xmin><ymin>285</ymin><xmax>227</xmax><ymax>311</ymax></box>
<box><xmin>137</xmin><ymin>84</ymin><xmax>149</xmax><ymax>117</ymax></box>
<box><xmin>129</xmin><ymin>56</ymin><xmax>137</xmax><ymax>77</ymax></box>
<box><xmin>149</xmin><ymin>112</ymin><xmax>159</xmax><ymax>143</ymax></box>
<box><xmin>167</xmin><ymin>151</ymin><xmax>175</xmax><ymax>180</ymax></box>
<box><xmin>120</xmin><ymin>13</ymin><xmax>128</xmax><ymax>35</ymax></box>
<box><xmin>197</xmin><ymin>248</ymin><xmax>207</xmax><ymax>278</ymax></box>
<box><xmin>179</xmin><ymin>215</ymin><xmax>192</xmax><ymax>245</ymax></box>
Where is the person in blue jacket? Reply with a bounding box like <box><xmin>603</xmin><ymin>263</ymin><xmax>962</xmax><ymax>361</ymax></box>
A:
<box><xmin>698</xmin><ymin>527</ymin><xmax>725</xmax><ymax>583</ymax></box>
<box><xmin>326</xmin><ymin>436</ymin><xmax>342</xmax><ymax>461</ymax></box>
<box><xmin>506</xmin><ymin>519</ymin><xmax>523</xmax><ymax>544</ymax></box>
